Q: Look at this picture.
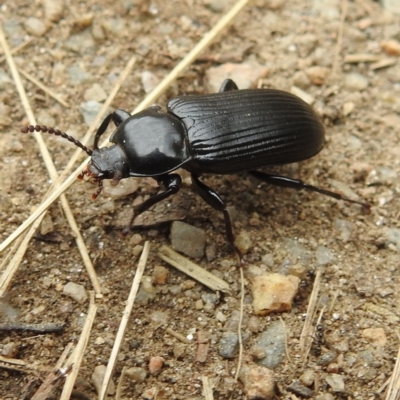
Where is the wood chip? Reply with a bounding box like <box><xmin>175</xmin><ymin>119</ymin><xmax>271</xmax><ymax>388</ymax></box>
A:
<box><xmin>157</xmin><ymin>245</ymin><xmax>231</xmax><ymax>294</ymax></box>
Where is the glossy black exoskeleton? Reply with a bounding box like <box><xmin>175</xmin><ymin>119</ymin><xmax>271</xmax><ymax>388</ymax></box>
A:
<box><xmin>21</xmin><ymin>79</ymin><xmax>370</xmax><ymax>262</ymax></box>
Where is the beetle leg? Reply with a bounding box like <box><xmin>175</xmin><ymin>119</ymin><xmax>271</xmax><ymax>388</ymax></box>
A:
<box><xmin>93</xmin><ymin>110</ymin><xmax>131</xmax><ymax>149</ymax></box>
<box><xmin>248</xmin><ymin>171</ymin><xmax>371</xmax><ymax>209</ymax></box>
<box><xmin>133</xmin><ymin>174</ymin><xmax>182</xmax><ymax>216</ymax></box>
<box><xmin>191</xmin><ymin>174</ymin><xmax>244</xmax><ymax>264</ymax></box>
<box><xmin>219</xmin><ymin>79</ymin><xmax>239</xmax><ymax>92</ymax></box>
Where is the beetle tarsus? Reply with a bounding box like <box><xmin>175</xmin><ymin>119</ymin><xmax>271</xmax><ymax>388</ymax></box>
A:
<box><xmin>248</xmin><ymin>171</ymin><xmax>370</xmax><ymax>209</ymax></box>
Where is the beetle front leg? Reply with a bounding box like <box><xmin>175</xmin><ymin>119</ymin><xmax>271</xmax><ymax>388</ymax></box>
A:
<box><xmin>133</xmin><ymin>174</ymin><xmax>182</xmax><ymax>216</ymax></box>
<box><xmin>248</xmin><ymin>171</ymin><xmax>370</xmax><ymax>209</ymax></box>
<box><xmin>191</xmin><ymin>174</ymin><xmax>244</xmax><ymax>264</ymax></box>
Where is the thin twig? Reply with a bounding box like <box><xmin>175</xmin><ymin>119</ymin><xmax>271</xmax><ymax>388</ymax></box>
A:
<box><xmin>19</xmin><ymin>68</ymin><xmax>69</xmax><ymax>107</ymax></box>
<box><xmin>0</xmin><ymin>355</ymin><xmax>51</xmax><ymax>373</ymax></box>
<box><xmin>60</xmin><ymin>292</ymin><xmax>97</xmax><ymax>400</ymax></box>
<box><xmin>234</xmin><ymin>266</ymin><xmax>245</xmax><ymax>381</ymax></box>
<box><xmin>280</xmin><ymin>316</ymin><xmax>292</xmax><ymax>364</ymax></box>
<box><xmin>0</xmin><ymin>37</ymin><xmax>35</xmax><ymax>63</ymax></box>
<box><xmin>0</xmin><ymin>322</ymin><xmax>64</xmax><ymax>333</ymax></box>
<box><xmin>99</xmin><ymin>242</ymin><xmax>150</xmax><ymax>400</ymax></box>
<box><xmin>165</xmin><ymin>327</ymin><xmax>192</xmax><ymax>344</ymax></box>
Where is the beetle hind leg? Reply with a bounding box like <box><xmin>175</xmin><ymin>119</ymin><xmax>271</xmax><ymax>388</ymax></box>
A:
<box><xmin>219</xmin><ymin>79</ymin><xmax>239</xmax><ymax>92</ymax></box>
<box><xmin>248</xmin><ymin>170</ymin><xmax>370</xmax><ymax>209</ymax></box>
<box><xmin>191</xmin><ymin>174</ymin><xmax>244</xmax><ymax>264</ymax></box>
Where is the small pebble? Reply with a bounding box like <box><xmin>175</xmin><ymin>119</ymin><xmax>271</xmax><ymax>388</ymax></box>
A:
<box><xmin>136</xmin><ymin>276</ymin><xmax>157</xmax><ymax>305</ymax></box>
<box><xmin>305</xmin><ymin>66</ymin><xmax>329</xmax><ymax>85</ymax></box>
<box><xmin>315</xmin><ymin>246</ymin><xmax>334</xmax><ymax>265</ymax></box>
<box><xmin>362</xmin><ymin>327</ymin><xmax>387</xmax><ymax>347</ymax></box>
<box><xmin>170</xmin><ymin>221</ymin><xmax>206</xmax><ymax>258</ymax></box>
<box><xmin>84</xmin><ymin>83</ymin><xmax>107</xmax><ymax>102</ymax></box>
<box><xmin>148</xmin><ymin>356</ymin><xmax>164</xmax><ymax>375</ymax></box>
<box><xmin>239</xmin><ymin>364</ymin><xmax>275</xmax><ymax>400</ymax></box>
<box><xmin>318</xmin><ymin>351</ymin><xmax>337</xmax><ymax>366</ymax></box>
<box><xmin>384</xmin><ymin>228</ymin><xmax>400</xmax><ymax>251</ymax></box>
<box><xmin>251</xmin><ymin>273</ymin><xmax>300</xmax><ymax>315</ymax></box>
<box><xmin>141</xmin><ymin>71</ymin><xmax>160</xmax><ymax>93</ymax></box>
<box><xmin>381</xmin><ymin>40</ymin><xmax>400</xmax><ymax>56</ymax></box>
<box><xmin>300</xmin><ymin>369</ymin><xmax>315</xmax><ymax>386</ymax></box>
<box><xmin>326</xmin><ymin>363</ymin><xmax>340</xmax><ymax>373</ymax></box>
<box><xmin>1</xmin><ymin>342</ymin><xmax>19</xmax><ymax>358</ymax></box>
<box><xmin>325</xmin><ymin>373</ymin><xmax>345</xmax><ymax>392</ymax></box>
<box><xmin>219</xmin><ymin>331</ymin><xmax>239</xmax><ymax>359</ymax></box>
<box><xmin>125</xmin><ymin>366</ymin><xmax>147</xmax><ymax>382</ymax></box>
<box><xmin>92</xmin><ymin>365</ymin><xmax>115</xmax><ymax>395</ymax></box>
<box><xmin>63</xmin><ymin>282</ymin><xmax>88</xmax><ymax>303</ymax></box>
<box><xmin>344</xmin><ymin>72</ymin><xmax>369</xmax><ymax>90</ymax></box>
<box><xmin>23</xmin><ymin>17</ymin><xmax>47</xmax><ymax>36</ymax></box>
<box><xmin>153</xmin><ymin>266</ymin><xmax>169</xmax><ymax>285</ymax></box>
<box><xmin>235</xmin><ymin>230</ymin><xmax>252</xmax><ymax>254</ymax></box>
<box><xmin>287</xmin><ymin>381</ymin><xmax>314</xmax><ymax>398</ymax></box>
<box><xmin>44</xmin><ymin>0</ymin><xmax>64</xmax><ymax>22</ymax></box>
<box><xmin>205</xmin><ymin>62</ymin><xmax>268</xmax><ymax>93</ymax></box>
<box><xmin>80</xmin><ymin>100</ymin><xmax>103</xmax><ymax>126</ymax></box>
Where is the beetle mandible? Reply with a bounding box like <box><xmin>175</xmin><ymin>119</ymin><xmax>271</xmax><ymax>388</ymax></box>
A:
<box><xmin>21</xmin><ymin>79</ymin><xmax>370</xmax><ymax>261</ymax></box>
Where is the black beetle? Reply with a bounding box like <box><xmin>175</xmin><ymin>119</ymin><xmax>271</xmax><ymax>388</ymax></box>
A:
<box><xmin>21</xmin><ymin>79</ymin><xmax>369</xmax><ymax>261</ymax></box>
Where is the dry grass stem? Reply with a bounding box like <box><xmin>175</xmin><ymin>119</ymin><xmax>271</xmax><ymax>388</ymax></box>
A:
<box><xmin>0</xmin><ymin>36</ymin><xmax>35</xmax><ymax>63</ymax></box>
<box><xmin>370</xmin><ymin>58</ymin><xmax>397</xmax><ymax>70</ymax></box>
<box><xmin>99</xmin><ymin>242</ymin><xmax>150</xmax><ymax>400</ymax></box>
<box><xmin>201</xmin><ymin>375</ymin><xmax>214</xmax><ymax>400</ymax></box>
<box><xmin>385</xmin><ymin>332</ymin><xmax>400</xmax><ymax>400</ymax></box>
<box><xmin>0</xmin><ymin>24</ymin><xmax>102</xmax><ymax>294</ymax></box>
<box><xmin>0</xmin><ymin>355</ymin><xmax>51</xmax><ymax>373</ymax></box>
<box><xmin>31</xmin><ymin>345</ymin><xmax>74</xmax><ymax>400</ymax></box>
<box><xmin>234</xmin><ymin>266</ymin><xmax>245</xmax><ymax>381</ymax></box>
<box><xmin>344</xmin><ymin>53</ymin><xmax>381</xmax><ymax>63</ymax></box>
<box><xmin>280</xmin><ymin>317</ymin><xmax>292</xmax><ymax>364</ymax></box>
<box><xmin>165</xmin><ymin>327</ymin><xmax>192</xmax><ymax>344</ymax></box>
<box><xmin>19</xmin><ymin>68</ymin><xmax>69</xmax><ymax>107</ymax></box>
<box><xmin>158</xmin><ymin>245</ymin><xmax>231</xmax><ymax>293</ymax></box>
<box><xmin>300</xmin><ymin>269</ymin><xmax>322</xmax><ymax>365</ymax></box>
<box><xmin>60</xmin><ymin>292</ymin><xmax>97</xmax><ymax>400</ymax></box>
<box><xmin>131</xmin><ymin>0</ymin><xmax>250</xmax><ymax>114</ymax></box>
<box><xmin>115</xmin><ymin>366</ymin><xmax>127</xmax><ymax>400</ymax></box>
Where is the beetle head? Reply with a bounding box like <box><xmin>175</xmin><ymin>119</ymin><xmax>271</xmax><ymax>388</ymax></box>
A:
<box><xmin>79</xmin><ymin>145</ymin><xmax>130</xmax><ymax>199</ymax></box>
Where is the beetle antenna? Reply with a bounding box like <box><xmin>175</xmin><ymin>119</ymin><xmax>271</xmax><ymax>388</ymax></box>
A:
<box><xmin>21</xmin><ymin>125</ymin><xmax>93</xmax><ymax>156</ymax></box>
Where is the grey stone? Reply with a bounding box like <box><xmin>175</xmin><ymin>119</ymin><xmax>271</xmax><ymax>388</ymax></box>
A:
<box><xmin>63</xmin><ymin>282</ymin><xmax>88</xmax><ymax>303</ymax></box>
<box><xmin>171</xmin><ymin>221</ymin><xmax>206</xmax><ymax>258</ymax></box>
<box><xmin>255</xmin><ymin>321</ymin><xmax>286</xmax><ymax>369</ymax></box>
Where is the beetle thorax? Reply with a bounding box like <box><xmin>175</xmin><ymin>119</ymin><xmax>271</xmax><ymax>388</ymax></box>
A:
<box><xmin>110</xmin><ymin>109</ymin><xmax>189</xmax><ymax>177</ymax></box>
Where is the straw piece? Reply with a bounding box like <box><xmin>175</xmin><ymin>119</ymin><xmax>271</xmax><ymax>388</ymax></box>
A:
<box><xmin>19</xmin><ymin>68</ymin><xmax>69</xmax><ymax>107</ymax></box>
<box><xmin>300</xmin><ymin>269</ymin><xmax>322</xmax><ymax>365</ymax></box>
<box><xmin>158</xmin><ymin>245</ymin><xmax>231</xmax><ymax>294</ymax></box>
<box><xmin>201</xmin><ymin>376</ymin><xmax>214</xmax><ymax>400</ymax></box>
<box><xmin>98</xmin><ymin>242</ymin><xmax>150</xmax><ymax>400</ymax></box>
<box><xmin>60</xmin><ymin>292</ymin><xmax>97</xmax><ymax>399</ymax></box>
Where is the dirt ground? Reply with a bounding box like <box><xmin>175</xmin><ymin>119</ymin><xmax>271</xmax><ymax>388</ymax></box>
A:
<box><xmin>0</xmin><ymin>0</ymin><xmax>400</xmax><ymax>399</ymax></box>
